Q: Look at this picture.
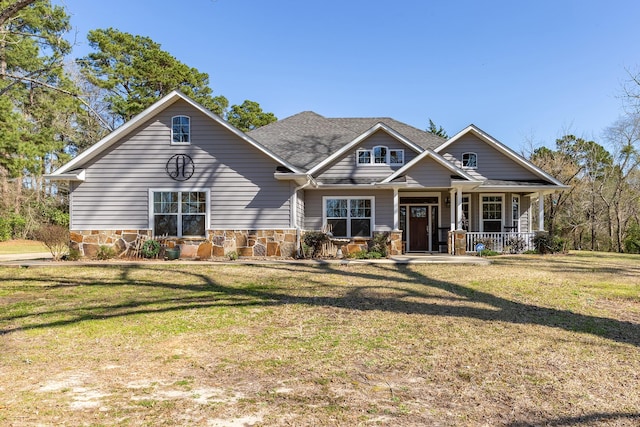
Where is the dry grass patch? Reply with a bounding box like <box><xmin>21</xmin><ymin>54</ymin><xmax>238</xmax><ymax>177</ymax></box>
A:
<box><xmin>0</xmin><ymin>253</ymin><xmax>639</xmax><ymax>425</ymax></box>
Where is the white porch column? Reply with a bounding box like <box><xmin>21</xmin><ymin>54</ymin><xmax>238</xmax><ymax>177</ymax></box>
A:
<box><xmin>449</xmin><ymin>189</ymin><xmax>456</xmax><ymax>230</ymax></box>
<box><xmin>456</xmin><ymin>187</ymin><xmax>463</xmax><ymax>229</ymax></box>
<box><xmin>538</xmin><ymin>191</ymin><xmax>545</xmax><ymax>231</ymax></box>
<box><xmin>393</xmin><ymin>187</ymin><xmax>399</xmax><ymax>230</ymax></box>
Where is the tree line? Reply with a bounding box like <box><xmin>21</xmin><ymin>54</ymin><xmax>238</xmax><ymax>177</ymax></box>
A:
<box><xmin>530</xmin><ymin>79</ymin><xmax>640</xmax><ymax>253</ymax></box>
<box><xmin>0</xmin><ymin>0</ymin><xmax>276</xmax><ymax>240</ymax></box>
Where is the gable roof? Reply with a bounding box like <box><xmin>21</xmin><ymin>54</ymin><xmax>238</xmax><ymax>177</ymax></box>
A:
<box><xmin>49</xmin><ymin>91</ymin><xmax>302</xmax><ymax>177</ymax></box>
<box><xmin>382</xmin><ymin>148</ymin><xmax>480</xmax><ymax>184</ymax></box>
<box><xmin>436</xmin><ymin>124</ymin><xmax>567</xmax><ymax>187</ymax></box>
<box><xmin>248</xmin><ymin>112</ymin><xmax>444</xmax><ymax>172</ymax></box>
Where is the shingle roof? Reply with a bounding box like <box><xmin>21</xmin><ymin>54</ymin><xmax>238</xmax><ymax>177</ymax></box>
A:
<box><xmin>248</xmin><ymin>111</ymin><xmax>445</xmax><ymax>171</ymax></box>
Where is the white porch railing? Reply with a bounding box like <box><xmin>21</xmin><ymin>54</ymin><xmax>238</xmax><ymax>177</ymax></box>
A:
<box><xmin>465</xmin><ymin>232</ymin><xmax>536</xmax><ymax>254</ymax></box>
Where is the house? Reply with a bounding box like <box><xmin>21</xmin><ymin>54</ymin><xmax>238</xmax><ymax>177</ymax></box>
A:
<box><xmin>46</xmin><ymin>91</ymin><xmax>568</xmax><ymax>258</ymax></box>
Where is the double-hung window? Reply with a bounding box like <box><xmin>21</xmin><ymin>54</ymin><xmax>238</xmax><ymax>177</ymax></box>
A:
<box><xmin>151</xmin><ymin>190</ymin><xmax>208</xmax><ymax>237</ymax></box>
<box><xmin>172</xmin><ymin>115</ymin><xmax>190</xmax><ymax>144</ymax></box>
<box><xmin>324</xmin><ymin>197</ymin><xmax>373</xmax><ymax>238</ymax></box>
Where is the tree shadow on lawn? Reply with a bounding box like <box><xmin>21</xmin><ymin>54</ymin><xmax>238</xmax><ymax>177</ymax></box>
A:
<box><xmin>0</xmin><ymin>262</ymin><xmax>638</xmax><ymax>348</ymax></box>
<box><xmin>508</xmin><ymin>411</ymin><xmax>640</xmax><ymax>426</ymax></box>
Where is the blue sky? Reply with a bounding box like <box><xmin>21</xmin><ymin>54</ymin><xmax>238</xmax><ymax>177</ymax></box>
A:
<box><xmin>55</xmin><ymin>0</ymin><xmax>639</xmax><ymax>152</ymax></box>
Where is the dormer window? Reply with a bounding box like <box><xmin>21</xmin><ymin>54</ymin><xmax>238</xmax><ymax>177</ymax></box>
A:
<box><xmin>374</xmin><ymin>146</ymin><xmax>387</xmax><ymax>163</ymax></box>
<box><xmin>357</xmin><ymin>150</ymin><xmax>371</xmax><ymax>164</ymax></box>
<box><xmin>172</xmin><ymin>115</ymin><xmax>190</xmax><ymax>144</ymax></box>
<box><xmin>462</xmin><ymin>152</ymin><xmax>477</xmax><ymax>169</ymax></box>
<box><xmin>356</xmin><ymin>146</ymin><xmax>404</xmax><ymax>166</ymax></box>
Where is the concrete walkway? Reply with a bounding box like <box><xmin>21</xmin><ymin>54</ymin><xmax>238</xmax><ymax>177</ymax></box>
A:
<box><xmin>0</xmin><ymin>251</ymin><xmax>489</xmax><ymax>267</ymax></box>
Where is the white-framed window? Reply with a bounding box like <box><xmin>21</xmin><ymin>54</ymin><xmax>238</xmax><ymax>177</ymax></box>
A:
<box><xmin>150</xmin><ymin>189</ymin><xmax>209</xmax><ymax>237</ymax></box>
<box><xmin>462</xmin><ymin>152</ymin><xmax>477</xmax><ymax>169</ymax></box>
<box><xmin>171</xmin><ymin>115</ymin><xmax>190</xmax><ymax>144</ymax></box>
<box><xmin>480</xmin><ymin>194</ymin><xmax>503</xmax><ymax>232</ymax></box>
<box><xmin>356</xmin><ymin>146</ymin><xmax>404</xmax><ymax>166</ymax></box>
<box><xmin>323</xmin><ymin>196</ymin><xmax>374</xmax><ymax>238</ymax></box>
<box><xmin>511</xmin><ymin>195</ymin><xmax>520</xmax><ymax>232</ymax></box>
<box><xmin>389</xmin><ymin>149</ymin><xmax>404</xmax><ymax>164</ymax></box>
<box><xmin>357</xmin><ymin>149</ymin><xmax>371</xmax><ymax>164</ymax></box>
<box><xmin>373</xmin><ymin>146</ymin><xmax>387</xmax><ymax>164</ymax></box>
<box><xmin>461</xmin><ymin>194</ymin><xmax>470</xmax><ymax>231</ymax></box>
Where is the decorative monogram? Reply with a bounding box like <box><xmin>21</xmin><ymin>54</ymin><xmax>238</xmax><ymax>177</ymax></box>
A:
<box><xmin>166</xmin><ymin>154</ymin><xmax>195</xmax><ymax>181</ymax></box>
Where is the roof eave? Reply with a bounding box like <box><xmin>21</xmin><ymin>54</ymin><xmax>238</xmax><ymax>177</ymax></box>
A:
<box><xmin>44</xmin><ymin>169</ymin><xmax>85</xmax><ymax>181</ymax></box>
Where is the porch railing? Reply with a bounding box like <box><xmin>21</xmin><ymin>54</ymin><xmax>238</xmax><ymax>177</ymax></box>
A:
<box><xmin>465</xmin><ymin>232</ymin><xmax>536</xmax><ymax>254</ymax></box>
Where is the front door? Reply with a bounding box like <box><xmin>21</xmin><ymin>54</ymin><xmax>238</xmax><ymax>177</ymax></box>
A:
<box><xmin>409</xmin><ymin>207</ymin><xmax>429</xmax><ymax>251</ymax></box>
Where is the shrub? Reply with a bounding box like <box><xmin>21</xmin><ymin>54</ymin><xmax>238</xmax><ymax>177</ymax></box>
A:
<box><xmin>532</xmin><ymin>232</ymin><xmax>567</xmax><ymax>254</ymax></box>
<box><xmin>302</xmin><ymin>231</ymin><xmax>329</xmax><ymax>258</ymax></box>
<box><xmin>227</xmin><ymin>251</ymin><xmax>238</xmax><ymax>261</ymax></box>
<box><xmin>350</xmin><ymin>250</ymin><xmax>382</xmax><ymax>259</ymax></box>
<box><xmin>368</xmin><ymin>232</ymin><xmax>389</xmax><ymax>257</ymax></box>
<box><xmin>504</xmin><ymin>236</ymin><xmax>526</xmax><ymax>254</ymax></box>
<box><xmin>32</xmin><ymin>224</ymin><xmax>69</xmax><ymax>261</ymax></box>
<box><xmin>623</xmin><ymin>221</ymin><xmax>640</xmax><ymax>253</ymax></box>
<box><xmin>65</xmin><ymin>248</ymin><xmax>82</xmax><ymax>261</ymax></box>
<box><xmin>96</xmin><ymin>245</ymin><xmax>116</xmax><ymax>260</ymax></box>
<box><xmin>141</xmin><ymin>239</ymin><xmax>161</xmax><ymax>258</ymax></box>
<box><xmin>0</xmin><ymin>213</ymin><xmax>27</xmax><ymax>241</ymax></box>
<box><xmin>0</xmin><ymin>217</ymin><xmax>10</xmax><ymax>242</ymax></box>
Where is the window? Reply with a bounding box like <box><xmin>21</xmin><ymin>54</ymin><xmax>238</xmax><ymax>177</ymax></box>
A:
<box><xmin>324</xmin><ymin>197</ymin><xmax>373</xmax><ymax>237</ymax></box>
<box><xmin>152</xmin><ymin>190</ymin><xmax>207</xmax><ymax>236</ymax></box>
<box><xmin>357</xmin><ymin>150</ymin><xmax>371</xmax><ymax>164</ymax></box>
<box><xmin>172</xmin><ymin>115</ymin><xmax>190</xmax><ymax>144</ymax></box>
<box><xmin>481</xmin><ymin>195</ymin><xmax>503</xmax><ymax>232</ymax></box>
<box><xmin>461</xmin><ymin>195</ymin><xmax>470</xmax><ymax>231</ymax></box>
<box><xmin>462</xmin><ymin>152</ymin><xmax>477</xmax><ymax>169</ymax></box>
<box><xmin>374</xmin><ymin>146</ymin><xmax>387</xmax><ymax>164</ymax></box>
<box><xmin>511</xmin><ymin>195</ymin><xmax>520</xmax><ymax>232</ymax></box>
<box><xmin>389</xmin><ymin>149</ymin><xmax>404</xmax><ymax>164</ymax></box>
<box><xmin>356</xmin><ymin>146</ymin><xmax>404</xmax><ymax>166</ymax></box>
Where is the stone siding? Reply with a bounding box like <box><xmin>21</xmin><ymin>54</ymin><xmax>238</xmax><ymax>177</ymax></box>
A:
<box><xmin>70</xmin><ymin>229</ymin><xmax>298</xmax><ymax>259</ymax></box>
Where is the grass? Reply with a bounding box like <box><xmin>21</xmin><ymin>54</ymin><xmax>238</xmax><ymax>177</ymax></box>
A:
<box><xmin>0</xmin><ymin>239</ymin><xmax>47</xmax><ymax>254</ymax></box>
<box><xmin>0</xmin><ymin>252</ymin><xmax>639</xmax><ymax>425</ymax></box>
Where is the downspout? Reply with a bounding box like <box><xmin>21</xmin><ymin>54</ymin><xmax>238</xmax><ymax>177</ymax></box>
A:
<box><xmin>293</xmin><ymin>177</ymin><xmax>313</xmax><ymax>257</ymax></box>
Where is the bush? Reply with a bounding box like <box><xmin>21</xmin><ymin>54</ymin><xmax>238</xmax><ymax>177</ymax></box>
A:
<box><xmin>141</xmin><ymin>239</ymin><xmax>161</xmax><ymax>258</ymax></box>
<box><xmin>0</xmin><ymin>213</ymin><xmax>27</xmax><ymax>242</ymax></box>
<box><xmin>532</xmin><ymin>232</ymin><xmax>567</xmax><ymax>254</ymax></box>
<box><xmin>33</xmin><ymin>224</ymin><xmax>69</xmax><ymax>261</ymax></box>
<box><xmin>64</xmin><ymin>248</ymin><xmax>82</xmax><ymax>261</ymax></box>
<box><xmin>623</xmin><ymin>221</ymin><xmax>640</xmax><ymax>253</ymax></box>
<box><xmin>302</xmin><ymin>231</ymin><xmax>329</xmax><ymax>258</ymax></box>
<box><xmin>96</xmin><ymin>245</ymin><xmax>116</xmax><ymax>260</ymax></box>
<box><xmin>227</xmin><ymin>251</ymin><xmax>238</xmax><ymax>261</ymax></box>
<box><xmin>504</xmin><ymin>236</ymin><xmax>526</xmax><ymax>254</ymax></box>
<box><xmin>350</xmin><ymin>250</ymin><xmax>383</xmax><ymax>259</ymax></box>
<box><xmin>368</xmin><ymin>232</ymin><xmax>389</xmax><ymax>257</ymax></box>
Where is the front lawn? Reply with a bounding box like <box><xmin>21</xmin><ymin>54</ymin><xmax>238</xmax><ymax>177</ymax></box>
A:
<box><xmin>1</xmin><ymin>253</ymin><xmax>639</xmax><ymax>425</ymax></box>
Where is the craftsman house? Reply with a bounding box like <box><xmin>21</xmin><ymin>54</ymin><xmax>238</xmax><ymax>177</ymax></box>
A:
<box><xmin>47</xmin><ymin>91</ymin><xmax>567</xmax><ymax>258</ymax></box>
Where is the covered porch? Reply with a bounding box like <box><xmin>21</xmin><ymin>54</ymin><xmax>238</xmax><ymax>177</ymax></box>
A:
<box><xmin>391</xmin><ymin>186</ymin><xmax>552</xmax><ymax>255</ymax></box>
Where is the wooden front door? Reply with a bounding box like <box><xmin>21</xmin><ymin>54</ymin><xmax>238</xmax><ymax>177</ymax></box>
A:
<box><xmin>409</xmin><ymin>207</ymin><xmax>429</xmax><ymax>251</ymax></box>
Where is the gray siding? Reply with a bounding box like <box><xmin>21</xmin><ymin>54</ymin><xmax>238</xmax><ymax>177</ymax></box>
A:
<box><xmin>304</xmin><ymin>189</ymin><xmax>394</xmax><ymax>231</ymax></box>
<box><xmin>405</xmin><ymin>156</ymin><xmax>454</xmax><ymax>188</ymax></box>
<box><xmin>441</xmin><ymin>134</ymin><xmax>540</xmax><ymax>181</ymax></box>
<box><xmin>71</xmin><ymin>99</ymin><xmax>291</xmax><ymax>231</ymax></box>
<box><xmin>316</xmin><ymin>130</ymin><xmax>420</xmax><ymax>181</ymax></box>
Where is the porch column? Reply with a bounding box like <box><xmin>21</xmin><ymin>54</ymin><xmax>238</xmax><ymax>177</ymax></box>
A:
<box><xmin>449</xmin><ymin>189</ymin><xmax>456</xmax><ymax>230</ymax></box>
<box><xmin>538</xmin><ymin>191</ymin><xmax>545</xmax><ymax>231</ymax></box>
<box><xmin>456</xmin><ymin>187</ymin><xmax>463</xmax><ymax>229</ymax></box>
<box><xmin>393</xmin><ymin>187</ymin><xmax>399</xmax><ymax>230</ymax></box>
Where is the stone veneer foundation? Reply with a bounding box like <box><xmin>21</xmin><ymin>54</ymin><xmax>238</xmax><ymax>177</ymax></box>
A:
<box><xmin>70</xmin><ymin>229</ymin><xmax>404</xmax><ymax>259</ymax></box>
